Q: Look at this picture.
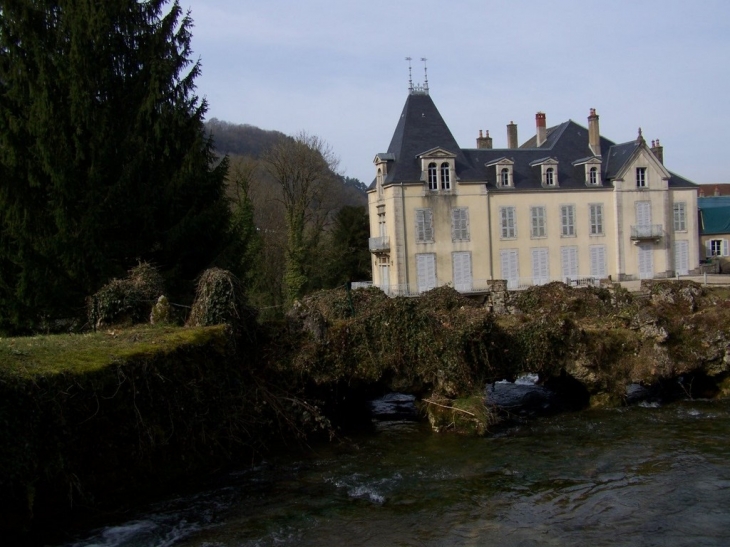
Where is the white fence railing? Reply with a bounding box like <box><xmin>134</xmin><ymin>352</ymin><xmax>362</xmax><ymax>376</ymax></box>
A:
<box><xmin>351</xmin><ymin>276</ymin><xmax>603</xmax><ymax>297</ymax></box>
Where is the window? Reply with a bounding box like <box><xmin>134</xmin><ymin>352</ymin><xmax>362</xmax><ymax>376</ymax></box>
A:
<box><xmin>500</xmin><ymin>168</ymin><xmax>510</xmax><ymax>187</ymax></box>
<box><xmin>561</xmin><ymin>246</ymin><xmax>579</xmax><ymax>281</ymax></box>
<box><xmin>707</xmin><ymin>239</ymin><xmax>729</xmax><ymax>257</ymax></box>
<box><xmin>440</xmin><ymin>162</ymin><xmax>451</xmax><ymax>190</ymax></box>
<box><xmin>673</xmin><ymin>202</ymin><xmax>686</xmax><ymax>231</ymax></box>
<box><xmin>530</xmin><ymin>206</ymin><xmax>546</xmax><ymax>238</ymax></box>
<box><xmin>636</xmin><ymin>201</ymin><xmax>651</xmax><ymax>226</ymax></box>
<box><xmin>545</xmin><ymin>167</ymin><xmax>555</xmax><ymax>186</ymax></box>
<box><xmin>378</xmin><ymin>256</ymin><xmax>390</xmax><ymax>294</ymax></box>
<box><xmin>453</xmin><ymin>252</ymin><xmax>472</xmax><ymax>292</ymax></box>
<box><xmin>500</xmin><ymin>249</ymin><xmax>520</xmax><ymax>290</ymax></box>
<box><xmin>416</xmin><ymin>253</ymin><xmax>437</xmax><ymax>293</ymax></box>
<box><xmin>377</xmin><ymin>168</ymin><xmax>383</xmax><ymax>197</ymax></box>
<box><xmin>531</xmin><ymin>247</ymin><xmax>550</xmax><ymax>285</ymax></box>
<box><xmin>415</xmin><ymin>208</ymin><xmax>434</xmax><ymax>243</ymax></box>
<box><xmin>561</xmin><ymin>205</ymin><xmax>575</xmax><ymax>236</ymax></box>
<box><xmin>674</xmin><ymin>240</ymin><xmax>689</xmax><ymax>276</ymax></box>
<box><xmin>589</xmin><ymin>167</ymin><xmax>598</xmax><ymax>185</ymax></box>
<box><xmin>589</xmin><ymin>204</ymin><xmax>604</xmax><ymax>235</ymax></box>
<box><xmin>378</xmin><ymin>210</ymin><xmax>386</xmax><ymax>238</ymax></box>
<box><xmin>428</xmin><ymin>163</ymin><xmax>438</xmax><ymax>190</ymax></box>
<box><xmin>589</xmin><ymin>245</ymin><xmax>607</xmax><ymax>278</ymax></box>
<box><xmin>451</xmin><ymin>208</ymin><xmax>469</xmax><ymax>241</ymax></box>
<box><xmin>500</xmin><ymin>207</ymin><xmax>516</xmax><ymax>239</ymax></box>
<box><xmin>636</xmin><ymin>167</ymin><xmax>647</xmax><ymax>188</ymax></box>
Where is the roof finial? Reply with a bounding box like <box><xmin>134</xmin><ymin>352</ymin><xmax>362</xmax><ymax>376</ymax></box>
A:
<box><xmin>637</xmin><ymin>127</ymin><xmax>644</xmax><ymax>143</ymax></box>
<box><xmin>406</xmin><ymin>57</ymin><xmax>413</xmax><ymax>92</ymax></box>
<box><xmin>421</xmin><ymin>57</ymin><xmax>429</xmax><ymax>93</ymax></box>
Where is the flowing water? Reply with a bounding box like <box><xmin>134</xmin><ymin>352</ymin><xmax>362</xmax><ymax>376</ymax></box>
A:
<box><xmin>62</xmin><ymin>399</ymin><xmax>730</xmax><ymax>547</ymax></box>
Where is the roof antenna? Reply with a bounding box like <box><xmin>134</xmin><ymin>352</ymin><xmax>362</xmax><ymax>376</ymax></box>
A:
<box><xmin>421</xmin><ymin>57</ymin><xmax>429</xmax><ymax>93</ymax></box>
<box><xmin>406</xmin><ymin>57</ymin><xmax>413</xmax><ymax>93</ymax></box>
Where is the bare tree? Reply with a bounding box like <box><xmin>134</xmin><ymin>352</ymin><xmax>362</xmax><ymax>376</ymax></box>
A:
<box><xmin>262</xmin><ymin>132</ymin><xmax>339</xmax><ymax>304</ymax></box>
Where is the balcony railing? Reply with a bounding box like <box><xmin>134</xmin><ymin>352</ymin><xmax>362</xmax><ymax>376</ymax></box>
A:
<box><xmin>630</xmin><ymin>224</ymin><xmax>663</xmax><ymax>241</ymax></box>
<box><xmin>368</xmin><ymin>236</ymin><xmax>390</xmax><ymax>252</ymax></box>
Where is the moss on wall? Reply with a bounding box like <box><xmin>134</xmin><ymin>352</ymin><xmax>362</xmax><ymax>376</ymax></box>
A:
<box><xmin>0</xmin><ymin>325</ymin><xmax>260</xmax><ymax>538</ymax></box>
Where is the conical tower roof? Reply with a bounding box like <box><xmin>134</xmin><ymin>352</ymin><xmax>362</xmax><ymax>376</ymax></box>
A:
<box><xmin>383</xmin><ymin>92</ymin><xmax>470</xmax><ymax>183</ymax></box>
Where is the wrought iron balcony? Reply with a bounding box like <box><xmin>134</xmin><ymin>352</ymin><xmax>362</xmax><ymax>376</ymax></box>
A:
<box><xmin>368</xmin><ymin>236</ymin><xmax>390</xmax><ymax>253</ymax></box>
<box><xmin>630</xmin><ymin>224</ymin><xmax>663</xmax><ymax>241</ymax></box>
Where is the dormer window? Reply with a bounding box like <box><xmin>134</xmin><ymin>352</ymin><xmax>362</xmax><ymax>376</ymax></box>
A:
<box><xmin>373</xmin><ymin>152</ymin><xmax>394</xmax><ymax>197</ymax></box>
<box><xmin>572</xmin><ymin>157</ymin><xmax>602</xmax><ymax>187</ymax></box>
<box><xmin>545</xmin><ymin>167</ymin><xmax>555</xmax><ymax>186</ymax></box>
<box><xmin>486</xmin><ymin>157</ymin><xmax>514</xmax><ymax>188</ymax></box>
<box><xmin>428</xmin><ymin>163</ymin><xmax>438</xmax><ymax>190</ymax></box>
<box><xmin>529</xmin><ymin>157</ymin><xmax>559</xmax><ymax>188</ymax></box>
<box><xmin>636</xmin><ymin>167</ymin><xmax>647</xmax><ymax>188</ymax></box>
<box><xmin>418</xmin><ymin>148</ymin><xmax>457</xmax><ymax>192</ymax></box>
<box><xmin>440</xmin><ymin>162</ymin><xmax>451</xmax><ymax>190</ymax></box>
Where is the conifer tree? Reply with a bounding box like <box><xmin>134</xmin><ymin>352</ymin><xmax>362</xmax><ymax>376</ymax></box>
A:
<box><xmin>0</xmin><ymin>0</ymin><xmax>231</xmax><ymax>331</ymax></box>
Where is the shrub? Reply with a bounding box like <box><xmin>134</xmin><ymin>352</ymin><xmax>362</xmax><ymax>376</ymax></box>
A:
<box><xmin>88</xmin><ymin>263</ymin><xmax>165</xmax><ymax>328</ymax></box>
<box><xmin>187</xmin><ymin>268</ymin><xmax>257</xmax><ymax>339</ymax></box>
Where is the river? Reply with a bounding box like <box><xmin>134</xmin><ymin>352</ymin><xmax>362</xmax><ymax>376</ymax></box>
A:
<box><xmin>61</xmin><ymin>398</ymin><xmax>730</xmax><ymax>547</ymax></box>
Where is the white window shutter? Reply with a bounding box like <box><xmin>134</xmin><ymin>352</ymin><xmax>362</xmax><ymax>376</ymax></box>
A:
<box><xmin>723</xmin><ymin>239</ymin><xmax>729</xmax><ymax>257</ymax></box>
<box><xmin>706</xmin><ymin>240</ymin><xmax>713</xmax><ymax>258</ymax></box>
<box><xmin>636</xmin><ymin>201</ymin><xmax>652</xmax><ymax>226</ymax></box>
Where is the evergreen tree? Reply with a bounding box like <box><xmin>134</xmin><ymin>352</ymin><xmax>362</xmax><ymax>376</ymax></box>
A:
<box><xmin>0</xmin><ymin>0</ymin><xmax>231</xmax><ymax>331</ymax></box>
<box><xmin>324</xmin><ymin>205</ymin><xmax>371</xmax><ymax>287</ymax></box>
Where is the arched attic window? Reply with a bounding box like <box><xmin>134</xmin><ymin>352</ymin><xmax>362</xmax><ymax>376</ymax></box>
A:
<box><xmin>545</xmin><ymin>167</ymin><xmax>555</xmax><ymax>186</ymax></box>
<box><xmin>589</xmin><ymin>166</ymin><xmax>598</xmax><ymax>185</ymax></box>
<box><xmin>500</xmin><ymin>168</ymin><xmax>510</xmax><ymax>186</ymax></box>
<box><xmin>440</xmin><ymin>162</ymin><xmax>451</xmax><ymax>190</ymax></box>
<box><xmin>428</xmin><ymin>163</ymin><xmax>438</xmax><ymax>190</ymax></box>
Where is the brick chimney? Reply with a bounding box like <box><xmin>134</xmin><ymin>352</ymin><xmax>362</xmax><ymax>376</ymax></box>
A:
<box><xmin>651</xmin><ymin>139</ymin><xmax>664</xmax><ymax>164</ymax></box>
<box><xmin>507</xmin><ymin>121</ymin><xmax>518</xmax><ymax>149</ymax></box>
<box><xmin>536</xmin><ymin>112</ymin><xmax>547</xmax><ymax>146</ymax></box>
<box><xmin>477</xmin><ymin>129</ymin><xmax>493</xmax><ymax>149</ymax></box>
<box><xmin>588</xmin><ymin>108</ymin><xmax>601</xmax><ymax>156</ymax></box>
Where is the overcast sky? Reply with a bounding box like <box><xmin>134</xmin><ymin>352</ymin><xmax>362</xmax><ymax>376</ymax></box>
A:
<box><xmin>183</xmin><ymin>0</ymin><xmax>730</xmax><ymax>186</ymax></box>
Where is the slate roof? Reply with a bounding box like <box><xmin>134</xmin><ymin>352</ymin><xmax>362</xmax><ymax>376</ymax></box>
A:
<box><xmin>379</xmin><ymin>92</ymin><xmax>472</xmax><ymax>185</ymax></box>
<box><xmin>371</xmin><ymin>93</ymin><xmax>698</xmax><ymax>191</ymax></box>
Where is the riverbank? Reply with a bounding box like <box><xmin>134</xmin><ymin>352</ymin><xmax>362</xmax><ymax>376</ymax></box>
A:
<box><xmin>0</xmin><ymin>325</ymin><xmax>253</xmax><ymax>543</ymax></box>
<box><xmin>3</xmin><ymin>280</ymin><xmax>730</xmax><ymax>543</ymax></box>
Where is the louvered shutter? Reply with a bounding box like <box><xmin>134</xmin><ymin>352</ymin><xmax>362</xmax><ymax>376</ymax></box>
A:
<box><xmin>380</xmin><ymin>265</ymin><xmax>390</xmax><ymax>293</ymax></box>
<box><xmin>417</xmin><ymin>254</ymin><xmax>436</xmax><ymax>292</ymax></box>
<box><xmin>636</xmin><ymin>201</ymin><xmax>651</xmax><ymax>226</ymax></box>
<box><xmin>416</xmin><ymin>210</ymin><xmax>425</xmax><ymax>242</ymax></box>
<box><xmin>724</xmin><ymin>240</ymin><xmax>729</xmax><ymax>257</ymax></box>
<box><xmin>416</xmin><ymin>209</ymin><xmax>433</xmax><ymax>242</ymax></box>
<box><xmin>561</xmin><ymin>246</ymin><xmax>578</xmax><ymax>281</ymax></box>
<box><xmin>424</xmin><ymin>210</ymin><xmax>433</xmax><ymax>241</ymax></box>
<box><xmin>706</xmin><ymin>240</ymin><xmax>713</xmax><ymax>258</ymax></box>
<box><xmin>501</xmin><ymin>250</ymin><xmax>519</xmax><ymax>289</ymax></box>
<box><xmin>453</xmin><ymin>252</ymin><xmax>472</xmax><ymax>292</ymax></box>
<box><xmin>590</xmin><ymin>245</ymin><xmax>606</xmax><ymax>278</ymax></box>
<box><xmin>674</xmin><ymin>241</ymin><xmax>689</xmax><ymax>276</ymax></box>
<box><xmin>638</xmin><ymin>244</ymin><xmax>654</xmax><ymax>279</ymax></box>
<box><xmin>532</xmin><ymin>248</ymin><xmax>549</xmax><ymax>285</ymax></box>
